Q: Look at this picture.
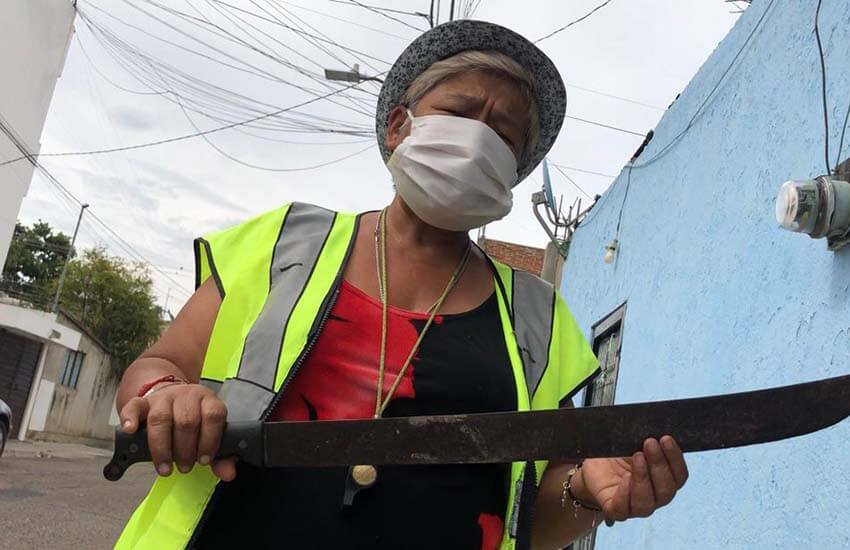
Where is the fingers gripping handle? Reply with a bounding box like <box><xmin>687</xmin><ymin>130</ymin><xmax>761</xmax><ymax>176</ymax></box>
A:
<box><xmin>103</xmin><ymin>421</ymin><xmax>265</xmax><ymax>481</ymax></box>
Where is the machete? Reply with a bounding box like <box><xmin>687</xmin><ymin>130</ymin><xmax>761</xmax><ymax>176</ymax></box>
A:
<box><xmin>104</xmin><ymin>373</ymin><xmax>850</xmax><ymax>481</ymax></box>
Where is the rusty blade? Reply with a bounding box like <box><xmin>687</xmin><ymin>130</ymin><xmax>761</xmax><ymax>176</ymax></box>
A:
<box><xmin>263</xmin><ymin>374</ymin><xmax>850</xmax><ymax>466</ymax></box>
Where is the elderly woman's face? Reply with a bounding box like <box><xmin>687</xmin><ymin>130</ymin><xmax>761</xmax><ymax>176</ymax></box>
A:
<box><xmin>386</xmin><ymin>71</ymin><xmax>530</xmax><ymax>159</ymax></box>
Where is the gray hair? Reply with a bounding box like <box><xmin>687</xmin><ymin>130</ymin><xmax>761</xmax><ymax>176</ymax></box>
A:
<box><xmin>400</xmin><ymin>50</ymin><xmax>540</xmax><ymax>161</ymax></box>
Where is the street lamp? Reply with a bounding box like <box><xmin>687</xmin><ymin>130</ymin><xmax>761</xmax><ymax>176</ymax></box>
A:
<box><xmin>324</xmin><ymin>64</ymin><xmax>384</xmax><ymax>84</ymax></box>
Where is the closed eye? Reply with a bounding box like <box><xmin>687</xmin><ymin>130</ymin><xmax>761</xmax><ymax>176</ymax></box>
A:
<box><xmin>440</xmin><ymin>108</ymin><xmax>470</xmax><ymax>118</ymax></box>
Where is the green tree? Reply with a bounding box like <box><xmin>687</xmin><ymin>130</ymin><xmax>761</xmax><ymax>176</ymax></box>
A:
<box><xmin>2</xmin><ymin>222</ymin><xmax>162</xmax><ymax>374</ymax></box>
<box><xmin>1</xmin><ymin>221</ymin><xmax>73</xmax><ymax>305</ymax></box>
<box><xmin>58</xmin><ymin>247</ymin><xmax>163</xmax><ymax>374</ymax></box>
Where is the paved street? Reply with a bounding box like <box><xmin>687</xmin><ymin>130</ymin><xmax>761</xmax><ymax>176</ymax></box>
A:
<box><xmin>0</xmin><ymin>440</ymin><xmax>153</xmax><ymax>549</ymax></box>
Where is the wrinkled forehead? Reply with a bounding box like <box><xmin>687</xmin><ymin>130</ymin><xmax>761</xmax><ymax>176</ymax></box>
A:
<box><xmin>417</xmin><ymin>72</ymin><xmax>532</xmax><ymax>112</ymax></box>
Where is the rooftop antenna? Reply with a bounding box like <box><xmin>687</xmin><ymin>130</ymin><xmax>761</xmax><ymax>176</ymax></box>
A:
<box><xmin>532</xmin><ymin>159</ymin><xmax>597</xmax><ymax>259</ymax></box>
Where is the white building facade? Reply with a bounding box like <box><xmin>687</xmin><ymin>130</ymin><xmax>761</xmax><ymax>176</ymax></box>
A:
<box><xmin>0</xmin><ymin>1</ymin><xmax>78</xmax><ymax>442</ymax></box>
<box><xmin>0</xmin><ymin>0</ymin><xmax>75</xmax><ymax>271</ymax></box>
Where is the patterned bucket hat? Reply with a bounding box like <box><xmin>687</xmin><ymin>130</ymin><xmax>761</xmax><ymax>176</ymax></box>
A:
<box><xmin>376</xmin><ymin>19</ymin><xmax>566</xmax><ymax>183</ymax></box>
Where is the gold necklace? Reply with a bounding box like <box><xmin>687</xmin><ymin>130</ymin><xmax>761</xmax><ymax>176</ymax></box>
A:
<box><xmin>351</xmin><ymin>208</ymin><xmax>471</xmax><ymax>489</ymax></box>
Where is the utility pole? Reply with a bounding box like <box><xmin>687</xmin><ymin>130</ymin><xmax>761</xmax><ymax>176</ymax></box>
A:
<box><xmin>449</xmin><ymin>0</ymin><xmax>456</xmax><ymax>21</ymax></box>
<box><xmin>163</xmin><ymin>287</ymin><xmax>172</xmax><ymax>318</ymax></box>
<box><xmin>50</xmin><ymin>202</ymin><xmax>88</xmax><ymax>313</ymax></box>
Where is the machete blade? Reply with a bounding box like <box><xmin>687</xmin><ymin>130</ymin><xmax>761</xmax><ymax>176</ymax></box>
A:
<box><xmin>262</xmin><ymin>373</ymin><xmax>850</xmax><ymax>466</ymax></box>
<box><xmin>104</xmin><ymin>373</ymin><xmax>850</xmax><ymax>480</ymax></box>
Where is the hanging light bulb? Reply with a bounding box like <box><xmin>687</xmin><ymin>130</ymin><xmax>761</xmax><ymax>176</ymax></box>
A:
<box><xmin>603</xmin><ymin>239</ymin><xmax>618</xmax><ymax>264</ymax></box>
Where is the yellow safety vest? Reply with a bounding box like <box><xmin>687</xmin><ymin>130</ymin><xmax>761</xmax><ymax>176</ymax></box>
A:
<box><xmin>116</xmin><ymin>203</ymin><xmax>598</xmax><ymax>550</ymax></box>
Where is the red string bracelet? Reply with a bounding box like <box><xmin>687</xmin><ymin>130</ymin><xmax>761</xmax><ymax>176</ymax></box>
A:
<box><xmin>137</xmin><ymin>374</ymin><xmax>188</xmax><ymax>398</ymax></box>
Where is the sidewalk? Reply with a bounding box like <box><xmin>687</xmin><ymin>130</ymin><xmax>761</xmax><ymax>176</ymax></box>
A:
<box><xmin>5</xmin><ymin>439</ymin><xmax>112</xmax><ymax>460</ymax></box>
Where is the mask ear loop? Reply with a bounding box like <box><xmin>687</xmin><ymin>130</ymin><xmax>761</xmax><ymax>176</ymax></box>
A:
<box><xmin>403</xmin><ymin>108</ymin><xmax>415</xmax><ymax>130</ymax></box>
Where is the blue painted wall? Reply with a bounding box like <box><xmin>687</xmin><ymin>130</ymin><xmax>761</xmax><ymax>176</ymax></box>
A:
<box><xmin>561</xmin><ymin>1</ymin><xmax>850</xmax><ymax>548</ymax></box>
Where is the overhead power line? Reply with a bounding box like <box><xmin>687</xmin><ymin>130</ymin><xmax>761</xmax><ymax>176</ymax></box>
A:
<box><xmin>814</xmin><ymin>0</ymin><xmax>830</xmax><ymax>174</ymax></box>
<box><xmin>836</xmin><ymin>91</ymin><xmax>850</xmax><ymax>169</ymax></box>
<box><xmin>467</xmin><ymin>0</ymin><xmax>485</xmax><ymax>18</ymax></box>
<box><xmin>262</xmin><ymin>1</ymin><xmax>379</xmax><ymax>74</ymax></box>
<box><xmin>92</xmin><ymin>1</ymin><xmax>379</xmax><ymax>115</ymax></box>
<box><xmin>535</xmin><ymin>0</ymin><xmax>613</xmax><ymax>43</ymax></box>
<box><xmin>631</xmin><ymin>0</ymin><xmax>776</xmax><ymax>169</ymax></box>
<box><xmin>579</xmin><ymin>0</ymin><xmax>776</xmax><ymax>230</ymax></box>
<box><xmin>75</xmin><ymin>34</ymin><xmax>164</xmax><ymax>97</ymax></box>
<box><xmin>549</xmin><ymin>162</ymin><xmax>616</xmax><ymax>179</ymax></box>
<box><xmin>175</xmin><ymin>93</ymin><xmax>376</xmax><ymax>171</ymax></box>
<box><xmin>60</xmin><ymin>3</ymin><xmax>658</xmax><ymax>170</ymax></box>
<box><xmin>552</xmin><ymin>163</ymin><xmax>592</xmax><ymax>199</ymax></box>
<box><xmin>564</xmin><ymin>82</ymin><xmax>665</xmax><ymax>111</ymax></box>
<box><xmin>0</xmin><ymin>82</ymin><xmax>368</xmax><ymax>166</ymax></box>
<box><xmin>174</xmin><ymin>0</ymin><xmax>395</xmax><ymax>65</ymax></box>
<box><xmin>565</xmin><ymin>114</ymin><xmax>645</xmax><ymax>137</ymax></box>
<box><xmin>328</xmin><ymin>0</ymin><xmax>428</xmax><ymax>32</ymax></box>
<box><xmin>77</xmin><ymin>4</ymin><xmax>380</xmax><ymax>128</ymax></box>
<box><xmin>0</xmin><ymin>113</ymin><xmax>194</xmax><ymax>297</ymax></box>
<box><xmin>275</xmin><ymin>1</ymin><xmax>410</xmax><ymax>40</ymax></box>
<box><xmin>13</xmin><ymin>239</ymin><xmax>73</xmax><ymax>255</ymax></box>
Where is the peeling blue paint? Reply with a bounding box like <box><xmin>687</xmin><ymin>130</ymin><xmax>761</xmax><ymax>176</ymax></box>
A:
<box><xmin>561</xmin><ymin>1</ymin><xmax>850</xmax><ymax>548</ymax></box>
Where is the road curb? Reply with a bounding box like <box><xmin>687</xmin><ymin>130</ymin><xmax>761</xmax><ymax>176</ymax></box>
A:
<box><xmin>5</xmin><ymin>440</ymin><xmax>112</xmax><ymax>460</ymax></box>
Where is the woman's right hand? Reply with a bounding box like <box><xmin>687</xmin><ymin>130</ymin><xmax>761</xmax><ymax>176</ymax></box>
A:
<box><xmin>119</xmin><ymin>383</ymin><xmax>238</xmax><ymax>481</ymax></box>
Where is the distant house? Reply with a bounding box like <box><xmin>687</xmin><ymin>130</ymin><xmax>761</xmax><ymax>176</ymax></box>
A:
<box><xmin>0</xmin><ymin>298</ymin><xmax>82</xmax><ymax>440</ymax></box>
<box><xmin>562</xmin><ymin>3</ymin><xmax>850</xmax><ymax>549</ymax></box>
<box><xmin>480</xmin><ymin>238</ymin><xmax>545</xmax><ymax>276</ymax></box>
<box><xmin>34</xmin><ymin>310</ymin><xmax>120</xmax><ymax>446</ymax></box>
<box><xmin>0</xmin><ymin>297</ymin><xmax>120</xmax><ymax>446</ymax></box>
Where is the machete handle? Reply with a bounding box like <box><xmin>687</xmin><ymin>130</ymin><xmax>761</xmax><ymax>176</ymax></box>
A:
<box><xmin>103</xmin><ymin>421</ymin><xmax>264</xmax><ymax>482</ymax></box>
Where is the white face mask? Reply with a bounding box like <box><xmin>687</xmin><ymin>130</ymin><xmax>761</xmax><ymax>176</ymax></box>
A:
<box><xmin>387</xmin><ymin>110</ymin><xmax>518</xmax><ymax>231</ymax></box>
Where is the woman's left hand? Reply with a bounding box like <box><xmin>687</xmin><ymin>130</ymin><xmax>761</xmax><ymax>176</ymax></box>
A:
<box><xmin>573</xmin><ymin>435</ymin><xmax>689</xmax><ymax>524</ymax></box>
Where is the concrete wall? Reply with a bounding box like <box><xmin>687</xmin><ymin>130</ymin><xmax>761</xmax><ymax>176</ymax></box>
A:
<box><xmin>0</xmin><ymin>300</ymin><xmax>80</xmax><ymax>349</ymax></box>
<box><xmin>33</xmin><ymin>314</ymin><xmax>118</xmax><ymax>444</ymax></box>
<box><xmin>561</xmin><ymin>2</ymin><xmax>850</xmax><ymax>548</ymax></box>
<box><xmin>0</xmin><ymin>0</ymin><xmax>75</xmax><ymax>272</ymax></box>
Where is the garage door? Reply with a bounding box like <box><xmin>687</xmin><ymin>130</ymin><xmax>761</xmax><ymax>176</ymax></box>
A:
<box><xmin>0</xmin><ymin>329</ymin><xmax>43</xmax><ymax>428</ymax></box>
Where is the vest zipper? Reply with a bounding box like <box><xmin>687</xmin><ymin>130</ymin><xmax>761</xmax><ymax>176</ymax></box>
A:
<box><xmin>515</xmin><ymin>461</ymin><xmax>539</xmax><ymax>550</ymax></box>
<box><xmin>260</xmin><ymin>283</ymin><xmax>341</xmax><ymax>421</ymax></box>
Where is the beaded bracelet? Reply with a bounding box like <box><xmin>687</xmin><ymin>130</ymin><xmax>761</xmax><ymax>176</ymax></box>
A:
<box><xmin>561</xmin><ymin>462</ymin><xmax>602</xmax><ymax>515</ymax></box>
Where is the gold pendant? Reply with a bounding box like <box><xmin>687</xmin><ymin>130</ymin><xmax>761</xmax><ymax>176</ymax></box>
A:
<box><xmin>351</xmin><ymin>464</ymin><xmax>378</xmax><ymax>488</ymax></box>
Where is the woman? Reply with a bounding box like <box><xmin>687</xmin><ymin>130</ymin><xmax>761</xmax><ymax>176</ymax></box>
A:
<box><xmin>115</xmin><ymin>20</ymin><xmax>688</xmax><ymax>550</ymax></box>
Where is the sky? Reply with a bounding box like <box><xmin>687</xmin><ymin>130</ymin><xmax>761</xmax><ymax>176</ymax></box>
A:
<box><xmin>16</xmin><ymin>0</ymin><xmax>742</xmax><ymax>313</ymax></box>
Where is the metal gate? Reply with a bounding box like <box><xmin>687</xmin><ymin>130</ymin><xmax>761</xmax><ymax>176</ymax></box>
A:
<box><xmin>0</xmin><ymin>329</ymin><xmax>43</xmax><ymax>428</ymax></box>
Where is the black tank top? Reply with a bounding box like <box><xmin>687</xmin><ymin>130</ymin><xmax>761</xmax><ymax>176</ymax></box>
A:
<box><xmin>193</xmin><ymin>282</ymin><xmax>517</xmax><ymax>549</ymax></box>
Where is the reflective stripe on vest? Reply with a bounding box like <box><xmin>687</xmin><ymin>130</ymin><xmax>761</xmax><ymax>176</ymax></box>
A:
<box><xmin>219</xmin><ymin>203</ymin><xmax>337</xmax><ymax>421</ymax></box>
<box><xmin>512</xmin><ymin>270</ymin><xmax>555</xmax><ymax>398</ymax></box>
<box><xmin>115</xmin><ymin>203</ymin><xmax>593</xmax><ymax>550</ymax></box>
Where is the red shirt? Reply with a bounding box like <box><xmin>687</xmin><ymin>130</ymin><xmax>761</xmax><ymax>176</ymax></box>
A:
<box><xmin>200</xmin><ymin>281</ymin><xmax>516</xmax><ymax>549</ymax></box>
<box><xmin>268</xmin><ymin>280</ymin><xmax>422</xmax><ymax>422</ymax></box>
